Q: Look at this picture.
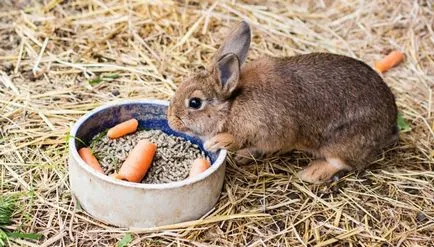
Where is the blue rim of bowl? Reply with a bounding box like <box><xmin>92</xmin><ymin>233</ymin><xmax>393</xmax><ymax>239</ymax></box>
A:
<box><xmin>69</xmin><ymin>99</ymin><xmax>227</xmax><ymax>190</ymax></box>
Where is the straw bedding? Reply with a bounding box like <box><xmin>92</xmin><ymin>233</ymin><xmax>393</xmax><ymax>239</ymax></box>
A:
<box><xmin>0</xmin><ymin>0</ymin><xmax>433</xmax><ymax>246</ymax></box>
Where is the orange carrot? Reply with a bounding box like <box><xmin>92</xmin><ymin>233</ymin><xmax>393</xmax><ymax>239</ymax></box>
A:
<box><xmin>110</xmin><ymin>173</ymin><xmax>126</xmax><ymax>180</ymax></box>
<box><xmin>375</xmin><ymin>50</ymin><xmax>404</xmax><ymax>73</ymax></box>
<box><xmin>118</xmin><ymin>140</ymin><xmax>157</xmax><ymax>182</ymax></box>
<box><xmin>107</xmin><ymin>118</ymin><xmax>139</xmax><ymax>139</ymax></box>
<box><xmin>189</xmin><ymin>158</ymin><xmax>211</xmax><ymax>178</ymax></box>
<box><xmin>78</xmin><ymin>147</ymin><xmax>104</xmax><ymax>174</ymax></box>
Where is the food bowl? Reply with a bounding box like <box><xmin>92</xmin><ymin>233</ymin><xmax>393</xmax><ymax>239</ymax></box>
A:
<box><xmin>68</xmin><ymin>99</ymin><xmax>227</xmax><ymax>228</ymax></box>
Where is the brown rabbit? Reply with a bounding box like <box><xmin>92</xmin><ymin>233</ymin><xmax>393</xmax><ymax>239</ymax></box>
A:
<box><xmin>167</xmin><ymin>21</ymin><xmax>398</xmax><ymax>183</ymax></box>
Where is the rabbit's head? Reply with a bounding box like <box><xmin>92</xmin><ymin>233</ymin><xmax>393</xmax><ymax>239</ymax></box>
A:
<box><xmin>168</xmin><ymin>21</ymin><xmax>251</xmax><ymax>139</ymax></box>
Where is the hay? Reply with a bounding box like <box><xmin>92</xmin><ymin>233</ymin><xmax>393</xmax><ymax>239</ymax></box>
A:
<box><xmin>0</xmin><ymin>0</ymin><xmax>433</xmax><ymax>246</ymax></box>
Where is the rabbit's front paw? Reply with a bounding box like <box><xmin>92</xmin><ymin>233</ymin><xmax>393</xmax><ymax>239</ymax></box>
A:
<box><xmin>204</xmin><ymin>133</ymin><xmax>236</xmax><ymax>152</ymax></box>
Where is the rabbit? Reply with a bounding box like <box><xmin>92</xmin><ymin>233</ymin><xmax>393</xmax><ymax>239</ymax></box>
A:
<box><xmin>167</xmin><ymin>21</ymin><xmax>399</xmax><ymax>183</ymax></box>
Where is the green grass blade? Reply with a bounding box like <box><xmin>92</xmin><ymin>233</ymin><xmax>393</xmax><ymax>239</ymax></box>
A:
<box><xmin>117</xmin><ymin>233</ymin><xmax>133</xmax><ymax>247</ymax></box>
<box><xmin>7</xmin><ymin>232</ymin><xmax>42</xmax><ymax>240</ymax></box>
<box><xmin>0</xmin><ymin>197</ymin><xmax>15</xmax><ymax>226</ymax></box>
<box><xmin>397</xmin><ymin>112</ymin><xmax>411</xmax><ymax>133</ymax></box>
<box><xmin>0</xmin><ymin>228</ymin><xmax>8</xmax><ymax>247</ymax></box>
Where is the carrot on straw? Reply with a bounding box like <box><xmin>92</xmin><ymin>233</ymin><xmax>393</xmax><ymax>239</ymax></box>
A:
<box><xmin>375</xmin><ymin>50</ymin><xmax>404</xmax><ymax>73</ymax></box>
<box><xmin>189</xmin><ymin>158</ymin><xmax>211</xmax><ymax>178</ymax></box>
<box><xmin>78</xmin><ymin>147</ymin><xmax>104</xmax><ymax>174</ymax></box>
<box><xmin>117</xmin><ymin>140</ymin><xmax>157</xmax><ymax>182</ymax></box>
<box><xmin>107</xmin><ymin>118</ymin><xmax>139</xmax><ymax>139</ymax></box>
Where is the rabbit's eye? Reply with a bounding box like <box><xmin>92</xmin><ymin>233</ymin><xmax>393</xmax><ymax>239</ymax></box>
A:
<box><xmin>188</xmin><ymin>97</ymin><xmax>202</xmax><ymax>109</ymax></box>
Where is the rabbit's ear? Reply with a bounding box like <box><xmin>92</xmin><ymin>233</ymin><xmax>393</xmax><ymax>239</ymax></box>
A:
<box><xmin>214</xmin><ymin>21</ymin><xmax>251</xmax><ymax>66</ymax></box>
<box><xmin>215</xmin><ymin>53</ymin><xmax>240</xmax><ymax>94</ymax></box>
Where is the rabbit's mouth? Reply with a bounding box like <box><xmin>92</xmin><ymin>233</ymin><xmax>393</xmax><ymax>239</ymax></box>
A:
<box><xmin>168</xmin><ymin>115</ymin><xmax>190</xmax><ymax>133</ymax></box>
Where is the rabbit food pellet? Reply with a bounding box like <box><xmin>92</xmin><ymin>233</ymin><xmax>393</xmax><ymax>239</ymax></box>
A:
<box><xmin>91</xmin><ymin>129</ymin><xmax>207</xmax><ymax>184</ymax></box>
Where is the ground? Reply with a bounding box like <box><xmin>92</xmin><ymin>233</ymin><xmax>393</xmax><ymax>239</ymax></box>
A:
<box><xmin>0</xmin><ymin>0</ymin><xmax>433</xmax><ymax>246</ymax></box>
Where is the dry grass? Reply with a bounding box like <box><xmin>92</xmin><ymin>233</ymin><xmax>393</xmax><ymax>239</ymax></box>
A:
<box><xmin>0</xmin><ymin>0</ymin><xmax>433</xmax><ymax>246</ymax></box>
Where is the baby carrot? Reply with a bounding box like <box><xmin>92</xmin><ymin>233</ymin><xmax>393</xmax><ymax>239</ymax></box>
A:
<box><xmin>118</xmin><ymin>140</ymin><xmax>157</xmax><ymax>182</ymax></box>
<box><xmin>375</xmin><ymin>50</ymin><xmax>404</xmax><ymax>73</ymax></box>
<box><xmin>107</xmin><ymin>118</ymin><xmax>139</xmax><ymax>139</ymax></box>
<box><xmin>110</xmin><ymin>173</ymin><xmax>126</xmax><ymax>180</ymax></box>
<box><xmin>189</xmin><ymin>158</ymin><xmax>211</xmax><ymax>178</ymax></box>
<box><xmin>78</xmin><ymin>147</ymin><xmax>104</xmax><ymax>174</ymax></box>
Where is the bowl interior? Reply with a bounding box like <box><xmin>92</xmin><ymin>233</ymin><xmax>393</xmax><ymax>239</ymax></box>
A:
<box><xmin>73</xmin><ymin>101</ymin><xmax>218</xmax><ymax>163</ymax></box>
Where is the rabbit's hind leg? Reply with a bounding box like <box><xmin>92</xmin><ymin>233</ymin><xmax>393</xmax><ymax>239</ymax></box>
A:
<box><xmin>298</xmin><ymin>158</ymin><xmax>351</xmax><ymax>184</ymax></box>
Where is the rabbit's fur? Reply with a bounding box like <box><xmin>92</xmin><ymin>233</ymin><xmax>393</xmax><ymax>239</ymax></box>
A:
<box><xmin>168</xmin><ymin>21</ymin><xmax>398</xmax><ymax>183</ymax></box>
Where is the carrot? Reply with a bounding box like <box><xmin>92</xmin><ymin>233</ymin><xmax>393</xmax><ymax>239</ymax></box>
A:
<box><xmin>189</xmin><ymin>158</ymin><xmax>211</xmax><ymax>177</ymax></box>
<box><xmin>110</xmin><ymin>173</ymin><xmax>126</xmax><ymax>180</ymax></box>
<box><xmin>78</xmin><ymin>147</ymin><xmax>104</xmax><ymax>174</ymax></box>
<box><xmin>375</xmin><ymin>50</ymin><xmax>404</xmax><ymax>73</ymax></box>
<box><xmin>107</xmin><ymin>118</ymin><xmax>139</xmax><ymax>139</ymax></box>
<box><xmin>118</xmin><ymin>140</ymin><xmax>157</xmax><ymax>182</ymax></box>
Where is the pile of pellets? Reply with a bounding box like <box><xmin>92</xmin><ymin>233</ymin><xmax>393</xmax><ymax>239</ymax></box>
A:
<box><xmin>91</xmin><ymin>129</ymin><xmax>207</xmax><ymax>184</ymax></box>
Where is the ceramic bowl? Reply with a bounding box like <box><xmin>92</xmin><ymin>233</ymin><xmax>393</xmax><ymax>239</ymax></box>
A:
<box><xmin>68</xmin><ymin>99</ymin><xmax>226</xmax><ymax>228</ymax></box>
